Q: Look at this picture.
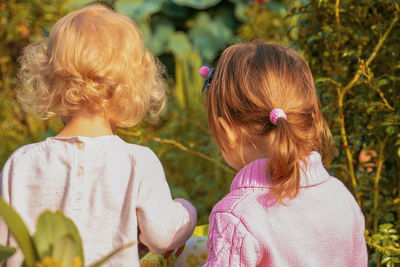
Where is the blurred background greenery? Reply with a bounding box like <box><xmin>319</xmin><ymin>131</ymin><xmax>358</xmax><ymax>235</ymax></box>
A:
<box><xmin>0</xmin><ymin>0</ymin><xmax>399</xmax><ymax>265</ymax></box>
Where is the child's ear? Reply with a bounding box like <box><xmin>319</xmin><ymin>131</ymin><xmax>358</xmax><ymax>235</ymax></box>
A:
<box><xmin>218</xmin><ymin>117</ymin><xmax>238</xmax><ymax>148</ymax></box>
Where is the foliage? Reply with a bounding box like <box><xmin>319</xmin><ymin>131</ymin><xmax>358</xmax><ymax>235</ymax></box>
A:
<box><xmin>237</xmin><ymin>0</ymin><xmax>300</xmax><ymax>43</ymax></box>
<box><xmin>0</xmin><ymin>198</ymin><xmax>133</xmax><ymax>266</ymax></box>
<box><xmin>366</xmin><ymin>224</ymin><xmax>400</xmax><ymax>267</ymax></box>
<box><xmin>239</xmin><ymin>0</ymin><xmax>400</xmax><ymax>265</ymax></box>
<box><xmin>0</xmin><ymin>1</ymin><xmax>66</xmax><ymax>169</ymax></box>
<box><xmin>1</xmin><ymin>0</ymin><xmax>399</xmax><ymax>265</ymax></box>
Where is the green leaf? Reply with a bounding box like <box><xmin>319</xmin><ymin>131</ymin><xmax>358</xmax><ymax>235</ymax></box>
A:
<box><xmin>386</xmin><ymin>126</ymin><xmax>395</xmax><ymax>135</ymax></box>
<box><xmin>167</xmin><ymin>32</ymin><xmax>192</xmax><ymax>59</ymax></box>
<box><xmin>115</xmin><ymin>0</ymin><xmax>162</xmax><ymax>20</ymax></box>
<box><xmin>87</xmin><ymin>242</ymin><xmax>135</xmax><ymax>267</ymax></box>
<box><xmin>33</xmin><ymin>211</ymin><xmax>84</xmax><ymax>264</ymax></box>
<box><xmin>63</xmin><ymin>0</ymin><xmax>95</xmax><ymax>10</ymax></box>
<box><xmin>378</xmin><ymin>79</ymin><xmax>389</xmax><ymax>86</ymax></box>
<box><xmin>0</xmin><ymin>245</ymin><xmax>16</xmax><ymax>262</ymax></box>
<box><xmin>229</xmin><ymin>0</ymin><xmax>250</xmax><ymax>21</ymax></box>
<box><xmin>0</xmin><ymin>198</ymin><xmax>38</xmax><ymax>267</ymax></box>
<box><xmin>379</xmin><ymin>224</ymin><xmax>394</xmax><ymax>231</ymax></box>
<box><xmin>52</xmin><ymin>234</ymin><xmax>78</xmax><ymax>267</ymax></box>
<box><xmin>382</xmin><ymin>257</ymin><xmax>391</xmax><ymax>264</ymax></box>
<box><xmin>159</xmin><ymin>1</ymin><xmax>187</xmax><ymax>18</ymax></box>
<box><xmin>147</xmin><ymin>19</ymin><xmax>175</xmax><ymax>55</ymax></box>
<box><xmin>392</xmin><ymin>257</ymin><xmax>400</xmax><ymax>263</ymax></box>
<box><xmin>171</xmin><ymin>0</ymin><xmax>221</xmax><ymax>9</ymax></box>
<box><xmin>188</xmin><ymin>11</ymin><xmax>234</xmax><ymax>61</ymax></box>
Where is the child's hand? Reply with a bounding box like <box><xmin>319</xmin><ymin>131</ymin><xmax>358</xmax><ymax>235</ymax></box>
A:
<box><xmin>163</xmin><ymin>244</ymin><xmax>185</xmax><ymax>259</ymax></box>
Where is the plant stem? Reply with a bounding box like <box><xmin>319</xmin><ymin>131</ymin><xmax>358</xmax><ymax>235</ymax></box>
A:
<box><xmin>337</xmin><ymin>90</ymin><xmax>359</xmax><ymax>203</ymax></box>
<box><xmin>341</xmin><ymin>14</ymin><xmax>399</xmax><ymax>99</ymax></box>
<box><xmin>117</xmin><ymin>129</ymin><xmax>235</xmax><ymax>175</ymax></box>
<box><xmin>334</xmin><ymin>0</ymin><xmax>341</xmax><ymax>78</ymax></box>
<box><xmin>335</xmin><ymin>13</ymin><xmax>398</xmax><ymax>204</ymax></box>
<box><xmin>373</xmin><ymin>136</ymin><xmax>389</xmax><ymax>233</ymax></box>
<box><xmin>333</xmin><ymin>0</ymin><xmax>360</xmax><ymax>202</ymax></box>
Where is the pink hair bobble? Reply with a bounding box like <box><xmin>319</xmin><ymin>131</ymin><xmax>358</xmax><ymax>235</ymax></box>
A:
<box><xmin>199</xmin><ymin>66</ymin><xmax>215</xmax><ymax>93</ymax></box>
<box><xmin>199</xmin><ymin>66</ymin><xmax>210</xmax><ymax>78</ymax></box>
<box><xmin>269</xmin><ymin>108</ymin><xmax>287</xmax><ymax>125</ymax></box>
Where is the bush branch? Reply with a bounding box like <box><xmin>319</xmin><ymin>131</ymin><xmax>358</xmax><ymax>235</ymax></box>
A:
<box><xmin>117</xmin><ymin>129</ymin><xmax>235</xmax><ymax>175</ymax></box>
<box><xmin>341</xmin><ymin>14</ymin><xmax>399</xmax><ymax>98</ymax></box>
<box><xmin>373</xmin><ymin>136</ymin><xmax>389</xmax><ymax>233</ymax></box>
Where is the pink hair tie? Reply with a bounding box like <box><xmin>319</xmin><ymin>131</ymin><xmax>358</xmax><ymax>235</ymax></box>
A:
<box><xmin>199</xmin><ymin>66</ymin><xmax>210</xmax><ymax>78</ymax></box>
<box><xmin>269</xmin><ymin>108</ymin><xmax>287</xmax><ymax>125</ymax></box>
<box><xmin>199</xmin><ymin>66</ymin><xmax>215</xmax><ymax>93</ymax></box>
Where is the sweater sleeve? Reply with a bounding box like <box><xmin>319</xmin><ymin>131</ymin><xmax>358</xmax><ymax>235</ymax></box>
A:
<box><xmin>204</xmin><ymin>211</ymin><xmax>262</xmax><ymax>267</ymax></box>
<box><xmin>135</xmin><ymin>148</ymin><xmax>197</xmax><ymax>254</ymax></box>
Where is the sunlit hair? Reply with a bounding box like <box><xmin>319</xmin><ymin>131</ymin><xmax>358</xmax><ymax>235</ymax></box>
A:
<box><xmin>17</xmin><ymin>4</ymin><xmax>167</xmax><ymax>127</ymax></box>
<box><xmin>206</xmin><ymin>40</ymin><xmax>333</xmax><ymax>201</ymax></box>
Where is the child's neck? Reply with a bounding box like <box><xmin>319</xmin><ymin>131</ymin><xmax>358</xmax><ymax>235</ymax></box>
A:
<box><xmin>56</xmin><ymin>112</ymin><xmax>114</xmax><ymax>138</ymax></box>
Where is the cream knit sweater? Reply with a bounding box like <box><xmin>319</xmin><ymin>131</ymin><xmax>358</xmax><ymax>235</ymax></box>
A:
<box><xmin>0</xmin><ymin>135</ymin><xmax>196</xmax><ymax>266</ymax></box>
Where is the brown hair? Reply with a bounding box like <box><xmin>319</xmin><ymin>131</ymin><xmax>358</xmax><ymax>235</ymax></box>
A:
<box><xmin>206</xmin><ymin>40</ymin><xmax>333</xmax><ymax>201</ymax></box>
<box><xmin>17</xmin><ymin>4</ymin><xmax>167</xmax><ymax>127</ymax></box>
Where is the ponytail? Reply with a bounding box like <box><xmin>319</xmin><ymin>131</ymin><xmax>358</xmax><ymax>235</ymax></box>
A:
<box><xmin>203</xmin><ymin>40</ymin><xmax>334</xmax><ymax>202</ymax></box>
<box><xmin>268</xmin><ymin>117</ymin><xmax>311</xmax><ymax>202</ymax></box>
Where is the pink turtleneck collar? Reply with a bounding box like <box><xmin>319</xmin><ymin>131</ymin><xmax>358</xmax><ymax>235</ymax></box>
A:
<box><xmin>230</xmin><ymin>151</ymin><xmax>330</xmax><ymax>191</ymax></box>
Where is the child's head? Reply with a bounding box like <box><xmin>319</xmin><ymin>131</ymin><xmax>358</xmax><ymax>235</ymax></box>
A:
<box><xmin>18</xmin><ymin>4</ymin><xmax>166</xmax><ymax>127</ymax></box>
<box><xmin>205</xmin><ymin>39</ymin><xmax>332</xmax><ymax>200</ymax></box>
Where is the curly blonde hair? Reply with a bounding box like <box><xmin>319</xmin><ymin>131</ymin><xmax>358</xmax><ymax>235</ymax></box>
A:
<box><xmin>17</xmin><ymin>4</ymin><xmax>167</xmax><ymax>127</ymax></box>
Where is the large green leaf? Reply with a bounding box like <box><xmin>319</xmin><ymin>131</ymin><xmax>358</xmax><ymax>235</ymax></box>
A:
<box><xmin>168</xmin><ymin>32</ymin><xmax>193</xmax><ymax>59</ymax></box>
<box><xmin>228</xmin><ymin>0</ymin><xmax>250</xmax><ymax>21</ymax></box>
<box><xmin>63</xmin><ymin>0</ymin><xmax>95</xmax><ymax>10</ymax></box>
<box><xmin>33</xmin><ymin>211</ymin><xmax>84</xmax><ymax>264</ymax></box>
<box><xmin>147</xmin><ymin>19</ymin><xmax>176</xmax><ymax>55</ymax></box>
<box><xmin>160</xmin><ymin>1</ymin><xmax>188</xmax><ymax>18</ymax></box>
<box><xmin>0</xmin><ymin>245</ymin><xmax>16</xmax><ymax>262</ymax></box>
<box><xmin>188</xmin><ymin>11</ymin><xmax>235</xmax><ymax>62</ymax></box>
<box><xmin>87</xmin><ymin>242</ymin><xmax>135</xmax><ymax>267</ymax></box>
<box><xmin>52</xmin><ymin>235</ymin><xmax>78</xmax><ymax>267</ymax></box>
<box><xmin>116</xmin><ymin>0</ymin><xmax>162</xmax><ymax>20</ymax></box>
<box><xmin>0</xmin><ymin>198</ymin><xmax>38</xmax><ymax>267</ymax></box>
<box><xmin>171</xmin><ymin>0</ymin><xmax>221</xmax><ymax>9</ymax></box>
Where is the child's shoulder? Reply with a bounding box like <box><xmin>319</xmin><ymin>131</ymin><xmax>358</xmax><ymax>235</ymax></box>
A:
<box><xmin>2</xmin><ymin>136</ymin><xmax>158</xmax><ymax>168</ymax></box>
<box><xmin>3</xmin><ymin>140</ymin><xmax>46</xmax><ymax>167</ymax></box>
<box><xmin>118</xmin><ymin>139</ymin><xmax>164</xmax><ymax>171</ymax></box>
<box><xmin>210</xmin><ymin>188</ymin><xmax>269</xmax><ymax>225</ymax></box>
<box><xmin>123</xmin><ymin>141</ymin><xmax>159</xmax><ymax>162</ymax></box>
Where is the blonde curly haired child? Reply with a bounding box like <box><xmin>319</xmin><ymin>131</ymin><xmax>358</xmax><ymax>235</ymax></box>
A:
<box><xmin>0</xmin><ymin>5</ymin><xmax>196</xmax><ymax>266</ymax></box>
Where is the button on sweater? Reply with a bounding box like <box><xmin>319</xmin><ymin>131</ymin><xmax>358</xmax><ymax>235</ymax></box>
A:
<box><xmin>0</xmin><ymin>135</ymin><xmax>196</xmax><ymax>266</ymax></box>
<box><xmin>204</xmin><ymin>152</ymin><xmax>368</xmax><ymax>267</ymax></box>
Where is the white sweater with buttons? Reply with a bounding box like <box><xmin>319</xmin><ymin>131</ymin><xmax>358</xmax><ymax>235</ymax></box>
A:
<box><xmin>0</xmin><ymin>135</ymin><xmax>196</xmax><ymax>266</ymax></box>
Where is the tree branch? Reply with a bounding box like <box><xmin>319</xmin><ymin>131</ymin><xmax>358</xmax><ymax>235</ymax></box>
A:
<box><xmin>341</xmin><ymin>14</ymin><xmax>399</xmax><ymax>98</ymax></box>
<box><xmin>117</xmin><ymin>129</ymin><xmax>235</xmax><ymax>175</ymax></box>
<box><xmin>373</xmin><ymin>136</ymin><xmax>389</xmax><ymax>233</ymax></box>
